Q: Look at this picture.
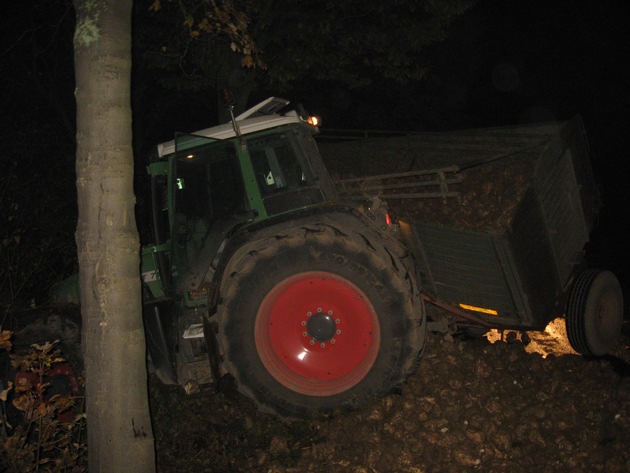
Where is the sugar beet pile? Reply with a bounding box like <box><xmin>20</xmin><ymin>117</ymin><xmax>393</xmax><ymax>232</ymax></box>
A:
<box><xmin>318</xmin><ymin>127</ymin><xmax>551</xmax><ymax>233</ymax></box>
<box><xmin>152</xmin><ymin>327</ymin><xmax>630</xmax><ymax>472</ymax></box>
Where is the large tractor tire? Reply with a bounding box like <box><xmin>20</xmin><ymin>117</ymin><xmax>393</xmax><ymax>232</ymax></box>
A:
<box><xmin>216</xmin><ymin>213</ymin><xmax>425</xmax><ymax>418</ymax></box>
<box><xmin>566</xmin><ymin>269</ymin><xmax>624</xmax><ymax>356</ymax></box>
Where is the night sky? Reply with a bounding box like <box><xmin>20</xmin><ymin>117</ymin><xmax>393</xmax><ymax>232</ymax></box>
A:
<box><xmin>1</xmin><ymin>0</ymin><xmax>629</xmax><ymax>300</ymax></box>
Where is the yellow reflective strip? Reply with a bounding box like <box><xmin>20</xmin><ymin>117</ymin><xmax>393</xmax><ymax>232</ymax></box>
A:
<box><xmin>458</xmin><ymin>303</ymin><xmax>498</xmax><ymax>316</ymax></box>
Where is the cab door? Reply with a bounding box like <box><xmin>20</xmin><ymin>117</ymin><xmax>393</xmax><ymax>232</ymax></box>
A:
<box><xmin>172</xmin><ymin>135</ymin><xmax>249</xmax><ymax>301</ymax></box>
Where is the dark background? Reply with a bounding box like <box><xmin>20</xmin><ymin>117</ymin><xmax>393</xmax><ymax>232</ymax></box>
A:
<box><xmin>1</xmin><ymin>0</ymin><xmax>628</xmax><ymax>304</ymax></box>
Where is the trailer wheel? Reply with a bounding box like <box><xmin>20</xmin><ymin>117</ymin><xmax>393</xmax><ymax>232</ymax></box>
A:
<box><xmin>566</xmin><ymin>270</ymin><xmax>623</xmax><ymax>356</ymax></box>
<box><xmin>217</xmin><ymin>217</ymin><xmax>425</xmax><ymax>418</ymax></box>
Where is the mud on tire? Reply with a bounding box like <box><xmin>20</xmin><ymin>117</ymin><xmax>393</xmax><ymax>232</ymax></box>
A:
<box><xmin>217</xmin><ymin>212</ymin><xmax>425</xmax><ymax>418</ymax></box>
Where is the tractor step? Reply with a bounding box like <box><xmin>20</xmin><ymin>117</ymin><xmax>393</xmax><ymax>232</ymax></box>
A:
<box><xmin>183</xmin><ymin>323</ymin><xmax>205</xmax><ymax>339</ymax></box>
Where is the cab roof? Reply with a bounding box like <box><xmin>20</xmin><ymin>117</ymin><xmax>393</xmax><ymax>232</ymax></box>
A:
<box><xmin>157</xmin><ymin>97</ymin><xmax>307</xmax><ymax>158</ymax></box>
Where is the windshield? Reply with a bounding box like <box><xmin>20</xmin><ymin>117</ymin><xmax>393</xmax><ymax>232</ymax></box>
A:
<box><xmin>248</xmin><ymin>132</ymin><xmax>317</xmax><ymax>196</ymax></box>
<box><xmin>246</xmin><ymin>129</ymin><xmax>328</xmax><ymax>216</ymax></box>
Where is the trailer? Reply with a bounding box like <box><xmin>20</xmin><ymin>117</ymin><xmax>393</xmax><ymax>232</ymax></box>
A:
<box><xmin>321</xmin><ymin>117</ymin><xmax>623</xmax><ymax>356</ymax></box>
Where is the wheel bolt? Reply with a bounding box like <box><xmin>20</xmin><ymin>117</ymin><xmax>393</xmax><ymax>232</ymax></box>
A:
<box><xmin>309</xmin><ymin>340</ymin><xmax>315</xmax><ymax>345</ymax></box>
<box><xmin>320</xmin><ymin>343</ymin><xmax>326</xmax><ymax>348</ymax></box>
<box><xmin>301</xmin><ymin>320</ymin><xmax>306</xmax><ymax>326</ymax></box>
<box><xmin>335</xmin><ymin>319</ymin><xmax>341</xmax><ymax>324</ymax></box>
<box><xmin>302</xmin><ymin>332</ymin><xmax>308</xmax><ymax>337</ymax></box>
<box><xmin>336</xmin><ymin>329</ymin><xmax>342</xmax><ymax>335</ymax></box>
<box><xmin>330</xmin><ymin>338</ymin><xmax>336</xmax><ymax>344</ymax></box>
<box><xmin>317</xmin><ymin>307</ymin><xmax>322</xmax><ymax>313</ymax></box>
<box><xmin>328</xmin><ymin>310</ymin><xmax>333</xmax><ymax>315</ymax></box>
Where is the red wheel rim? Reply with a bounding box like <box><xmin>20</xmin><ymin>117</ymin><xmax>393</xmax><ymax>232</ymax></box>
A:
<box><xmin>255</xmin><ymin>271</ymin><xmax>380</xmax><ymax>396</ymax></box>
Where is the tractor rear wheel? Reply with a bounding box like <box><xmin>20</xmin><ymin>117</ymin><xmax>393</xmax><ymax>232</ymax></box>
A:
<box><xmin>217</xmin><ymin>216</ymin><xmax>425</xmax><ymax>418</ymax></box>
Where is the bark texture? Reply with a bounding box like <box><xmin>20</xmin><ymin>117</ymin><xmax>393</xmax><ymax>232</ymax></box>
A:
<box><xmin>73</xmin><ymin>0</ymin><xmax>155</xmax><ymax>471</ymax></box>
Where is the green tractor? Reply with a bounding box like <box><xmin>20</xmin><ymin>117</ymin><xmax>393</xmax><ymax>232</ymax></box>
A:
<box><xmin>54</xmin><ymin>97</ymin><xmax>426</xmax><ymax>418</ymax></box>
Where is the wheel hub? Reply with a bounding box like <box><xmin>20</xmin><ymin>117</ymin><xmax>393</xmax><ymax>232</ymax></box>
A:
<box><xmin>307</xmin><ymin>311</ymin><xmax>337</xmax><ymax>341</ymax></box>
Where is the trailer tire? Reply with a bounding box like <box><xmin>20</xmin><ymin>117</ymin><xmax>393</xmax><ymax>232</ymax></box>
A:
<box><xmin>217</xmin><ymin>217</ymin><xmax>425</xmax><ymax>418</ymax></box>
<box><xmin>566</xmin><ymin>270</ymin><xmax>623</xmax><ymax>356</ymax></box>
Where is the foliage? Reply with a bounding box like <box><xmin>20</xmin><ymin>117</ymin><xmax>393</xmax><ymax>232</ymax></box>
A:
<box><xmin>0</xmin><ymin>331</ymin><xmax>86</xmax><ymax>472</ymax></box>
<box><xmin>139</xmin><ymin>0</ymin><xmax>475</xmax><ymax>93</ymax></box>
<box><xmin>138</xmin><ymin>0</ymin><xmax>254</xmax><ymax>90</ymax></box>
<box><xmin>150</xmin><ymin>0</ymin><xmax>264</xmax><ymax>69</ymax></box>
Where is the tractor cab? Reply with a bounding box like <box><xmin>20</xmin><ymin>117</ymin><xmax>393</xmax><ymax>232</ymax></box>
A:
<box><xmin>144</xmin><ymin>98</ymin><xmax>336</xmax><ymax>307</ymax></box>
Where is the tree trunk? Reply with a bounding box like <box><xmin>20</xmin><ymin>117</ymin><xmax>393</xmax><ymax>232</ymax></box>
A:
<box><xmin>73</xmin><ymin>1</ymin><xmax>155</xmax><ymax>471</ymax></box>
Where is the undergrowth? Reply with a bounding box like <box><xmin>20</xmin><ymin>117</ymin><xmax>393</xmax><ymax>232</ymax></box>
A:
<box><xmin>0</xmin><ymin>330</ymin><xmax>86</xmax><ymax>472</ymax></box>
